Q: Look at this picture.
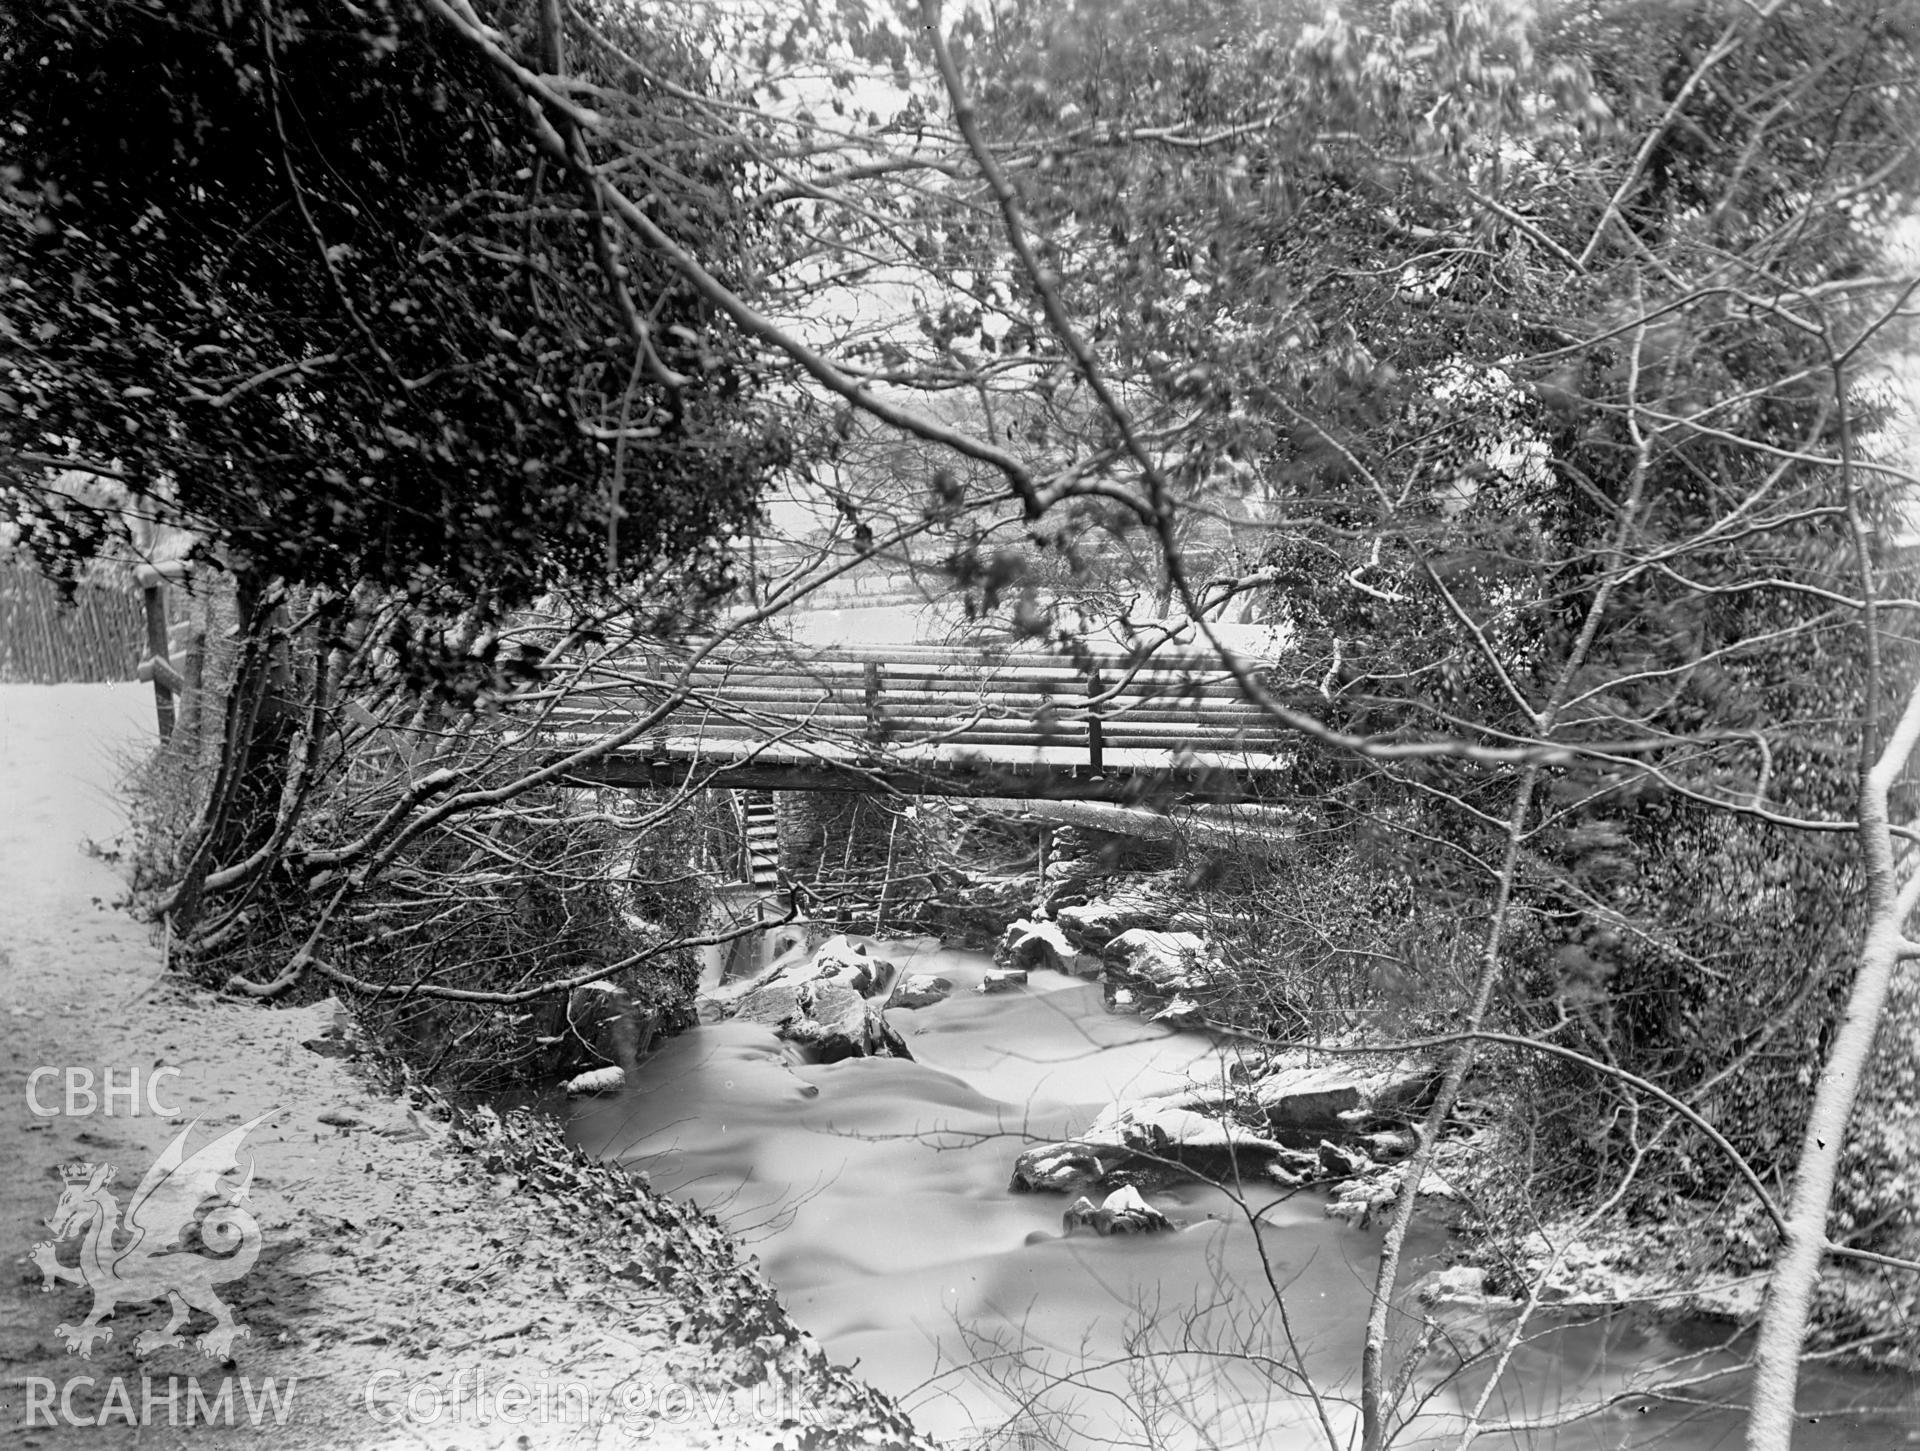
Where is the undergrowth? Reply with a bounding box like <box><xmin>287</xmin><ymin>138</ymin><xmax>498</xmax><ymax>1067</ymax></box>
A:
<box><xmin>118</xmin><ymin>610</ymin><xmax>719</xmax><ymax>1095</ymax></box>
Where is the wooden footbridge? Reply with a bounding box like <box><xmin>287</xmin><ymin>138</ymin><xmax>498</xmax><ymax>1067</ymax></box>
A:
<box><xmin>531</xmin><ymin>641</ymin><xmax>1291</xmax><ymax>804</ymax></box>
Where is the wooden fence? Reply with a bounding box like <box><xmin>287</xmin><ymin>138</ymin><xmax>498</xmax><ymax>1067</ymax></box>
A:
<box><xmin>0</xmin><ymin>564</ymin><xmax>144</xmax><ymax>683</ymax></box>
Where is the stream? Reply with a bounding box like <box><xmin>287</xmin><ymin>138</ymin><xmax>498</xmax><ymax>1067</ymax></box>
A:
<box><xmin>566</xmin><ymin>937</ymin><xmax>1917</xmax><ymax>1449</ymax></box>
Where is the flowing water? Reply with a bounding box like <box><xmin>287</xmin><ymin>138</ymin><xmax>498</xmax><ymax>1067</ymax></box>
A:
<box><xmin>566</xmin><ymin>937</ymin><xmax>1917</xmax><ymax>1450</ymax></box>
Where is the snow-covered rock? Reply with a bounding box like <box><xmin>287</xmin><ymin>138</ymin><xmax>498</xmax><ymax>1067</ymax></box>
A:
<box><xmin>1252</xmin><ymin>1058</ymin><xmax>1437</xmax><ymax>1139</ymax></box>
<box><xmin>808</xmin><ymin>935</ymin><xmax>889</xmax><ymax>996</ymax></box>
<box><xmin>712</xmin><ymin>934</ymin><xmax>892</xmax><ymax>1015</ymax></box>
<box><xmin>1317</xmin><ymin>1139</ymin><xmax>1370</xmax><ymax>1178</ymax></box>
<box><xmin>1149</xmin><ymin>995</ymin><xmax>1205</xmax><ymax>1027</ymax></box>
<box><xmin>1062</xmin><ymin>1185</ymin><xmax>1174</xmax><ymax>1237</ymax></box>
<box><xmin>735</xmin><ymin>982</ymin><xmax>806</xmax><ymax>1025</ymax></box>
<box><xmin>736</xmin><ymin>980</ymin><xmax>912</xmax><ymax>1063</ymax></box>
<box><xmin>1364</xmin><ymin>1129</ymin><xmax>1420</xmax><ymax>1162</ymax></box>
<box><xmin>563</xmin><ymin>1064</ymin><xmax>627</xmax><ymax>1097</ymax></box>
<box><xmin>1251</xmin><ymin>1066</ymin><xmax>1363</xmax><ymax>1129</ymax></box>
<box><xmin>997</xmin><ymin>918</ymin><xmax>1083</xmax><ymax>973</ymax></box>
<box><xmin>976</xmin><ymin>968</ymin><xmax>1028</xmax><ymax>994</ymax></box>
<box><xmin>889</xmin><ymin>973</ymin><xmax>953</xmax><ymax>1010</ymax></box>
<box><xmin>1273</xmin><ymin>1146</ymin><xmax>1322</xmax><ymax>1179</ymax></box>
<box><xmin>1054</xmin><ymin>891</ymin><xmax>1172</xmax><ymax>952</ymax></box>
<box><xmin>1406</xmin><ymin>1266</ymin><xmax>1524</xmax><ymax>1361</ymax></box>
<box><xmin>1103</xmin><ymin>928</ymin><xmax>1218</xmax><ymax>994</ymax></box>
<box><xmin>1325</xmin><ymin>1156</ymin><xmax>1463</xmax><ymax>1227</ymax></box>
<box><xmin>1413</xmin><ymin>1266</ymin><xmax>1490</xmax><ymax>1306</ymax></box>
<box><xmin>562</xmin><ymin>981</ymin><xmax>655</xmax><ymax>1084</ymax></box>
<box><xmin>1118</xmin><ymin>1106</ymin><xmax>1281</xmax><ymax>1156</ymax></box>
<box><xmin>1008</xmin><ymin>1052</ymin><xmax>1446</xmax><ymax>1199</ymax></box>
<box><xmin>1010</xmin><ymin>1143</ymin><xmax>1108</xmax><ymax>1193</ymax></box>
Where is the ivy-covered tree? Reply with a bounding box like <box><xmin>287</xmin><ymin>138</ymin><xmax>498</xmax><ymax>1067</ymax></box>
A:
<box><xmin>0</xmin><ymin>0</ymin><xmax>797</xmax><ymax>939</ymax></box>
<box><xmin>0</xmin><ymin>0</ymin><xmax>818</xmax><ymax>1087</ymax></box>
<box><xmin>0</xmin><ymin>0</ymin><xmax>778</xmax><ymax>630</ymax></box>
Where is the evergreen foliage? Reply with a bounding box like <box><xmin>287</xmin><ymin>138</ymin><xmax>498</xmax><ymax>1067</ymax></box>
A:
<box><xmin>1</xmin><ymin>0</ymin><xmax>777</xmax><ymax>649</ymax></box>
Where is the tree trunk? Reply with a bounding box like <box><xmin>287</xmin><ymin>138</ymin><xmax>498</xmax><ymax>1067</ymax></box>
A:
<box><xmin>1746</xmin><ymin>675</ymin><xmax>1920</xmax><ymax>1449</ymax></box>
<box><xmin>214</xmin><ymin>579</ymin><xmax>298</xmax><ymax>863</ymax></box>
<box><xmin>141</xmin><ymin>579</ymin><xmax>174</xmax><ymax>740</ymax></box>
<box><xmin>170</xmin><ymin>573</ymin><xmax>298</xmax><ymax>938</ymax></box>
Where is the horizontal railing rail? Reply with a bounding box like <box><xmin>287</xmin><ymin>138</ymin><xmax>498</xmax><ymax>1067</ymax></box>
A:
<box><xmin>516</xmin><ymin>640</ymin><xmax>1293</xmax><ymax>802</ymax></box>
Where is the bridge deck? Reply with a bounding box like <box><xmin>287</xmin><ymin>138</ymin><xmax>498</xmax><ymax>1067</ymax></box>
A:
<box><xmin>526</xmin><ymin>642</ymin><xmax>1293</xmax><ymax>802</ymax></box>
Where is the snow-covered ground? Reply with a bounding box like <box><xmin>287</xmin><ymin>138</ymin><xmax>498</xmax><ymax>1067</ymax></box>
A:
<box><xmin>0</xmin><ymin>684</ymin><xmax>931</xmax><ymax>1450</ymax></box>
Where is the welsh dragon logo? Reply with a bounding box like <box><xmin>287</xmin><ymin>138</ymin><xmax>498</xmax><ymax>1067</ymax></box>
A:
<box><xmin>32</xmin><ymin>1112</ymin><xmax>272</xmax><ymax>1360</ymax></box>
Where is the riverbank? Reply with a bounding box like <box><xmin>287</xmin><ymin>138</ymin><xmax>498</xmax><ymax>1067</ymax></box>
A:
<box><xmin>0</xmin><ymin>685</ymin><xmax>934</xmax><ymax>1450</ymax></box>
<box><xmin>970</xmin><ymin>821</ymin><xmax>1920</xmax><ymax>1428</ymax></box>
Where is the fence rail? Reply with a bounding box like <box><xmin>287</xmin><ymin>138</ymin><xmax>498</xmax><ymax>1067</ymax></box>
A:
<box><xmin>0</xmin><ymin>565</ymin><xmax>144</xmax><ymax>684</ymax></box>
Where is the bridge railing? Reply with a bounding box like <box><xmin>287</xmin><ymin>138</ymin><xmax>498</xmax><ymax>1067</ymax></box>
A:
<box><xmin>519</xmin><ymin>640</ymin><xmax>1292</xmax><ymax>799</ymax></box>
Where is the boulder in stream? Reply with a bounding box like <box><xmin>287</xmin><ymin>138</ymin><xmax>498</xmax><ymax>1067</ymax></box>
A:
<box><xmin>996</xmin><ymin>919</ymin><xmax>1087</xmax><ymax>975</ymax></box>
<box><xmin>1009</xmin><ymin>1142</ymin><xmax>1108</xmax><ymax>1194</ymax></box>
<box><xmin>1407</xmin><ymin>1267</ymin><xmax>1524</xmax><ymax>1361</ymax></box>
<box><xmin>1364</xmin><ymin>1129</ymin><xmax>1420</xmax><ymax>1162</ymax></box>
<box><xmin>1103</xmin><ymin>928</ymin><xmax>1219</xmax><ymax>994</ymax></box>
<box><xmin>1115</xmin><ymin>1105</ymin><xmax>1282</xmax><ymax>1158</ymax></box>
<box><xmin>563</xmin><ymin>1064</ymin><xmax>627</xmax><ymax>1097</ymax></box>
<box><xmin>1062</xmin><ymin>1097</ymin><xmax>1284</xmax><ymax>1186</ymax></box>
<box><xmin>1252</xmin><ymin>1058</ymin><xmax>1439</xmax><ymax>1142</ymax></box>
<box><xmin>710</xmin><ymin>933</ymin><xmax>893</xmax><ymax>1019</ymax></box>
<box><xmin>1053</xmin><ymin>889</ymin><xmax>1174</xmax><ymax>952</ymax></box>
<box><xmin>1006</xmin><ymin>1051</ymin><xmax>1447</xmax><ymax>1201</ymax></box>
<box><xmin>1273</xmin><ymin>1145</ymin><xmax>1323</xmax><ymax>1179</ymax></box>
<box><xmin>1149</xmin><ymin>995</ymin><xmax>1205</xmax><ymax>1028</ymax></box>
<box><xmin>559</xmin><ymin>981</ymin><xmax>656</xmax><ymax>1093</ymax></box>
<box><xmin>1317</xmin><ymin>1139</ymin><xmax>1371</xmax><ymax>1178</ymax></box>
<box><xmin>1414</xmin><ymin>1266</ymin><xmax>1492</xmax><ymax>1306</ymax></box>
<box><xmin>735</xmin><ymin>982</ymin><xmax>806</xmax><ymax>1026</ymax></box>
<box><xmin>1062</xmin><ymin>1185</ymin><xmax>1174</xmax><ymax>1237</ymax></box>
<box><xmin>736</xmin><ymin>980</ymin><xmax>913</xmax><ymax>1063</ymax></box>
<box><xmin>1265</xmin><ymin>1158</ymin><xmax>1305</xmax><ymax>1188</ymax></box>
<box><xmin>808</xmin><ymin>935</ymin><xmax>890</xmax><ymax>996</ymax></box>
<box><xmin>889</xmin><ymin>973</ymin><xmax>953</xmax><ymax>1010</ymax></box>
<box><xmin>976</xmin><ymin>968</ymin><xmax>1028</xmax><ymax>994</ymax></box>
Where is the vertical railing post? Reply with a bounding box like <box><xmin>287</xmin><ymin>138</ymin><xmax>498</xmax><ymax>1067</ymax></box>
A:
<box><xmin>733</xmin><ymin>790</ymin><xmax>751</xmax><ymax>883</ymax></box>
<box><xmin>648</xmin><ymin>648</ymin><xmax>673</xmax><ymax>766</ymax></box>
<box><xmin>863</xmin><ymin>659</ymin><xmax>884</xmax><ymax>759</ymax></box>
<box><xmin>1085</xmin><ymin>662</ymin><xmax>1106</xmax><ymax>774</ymax></box>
